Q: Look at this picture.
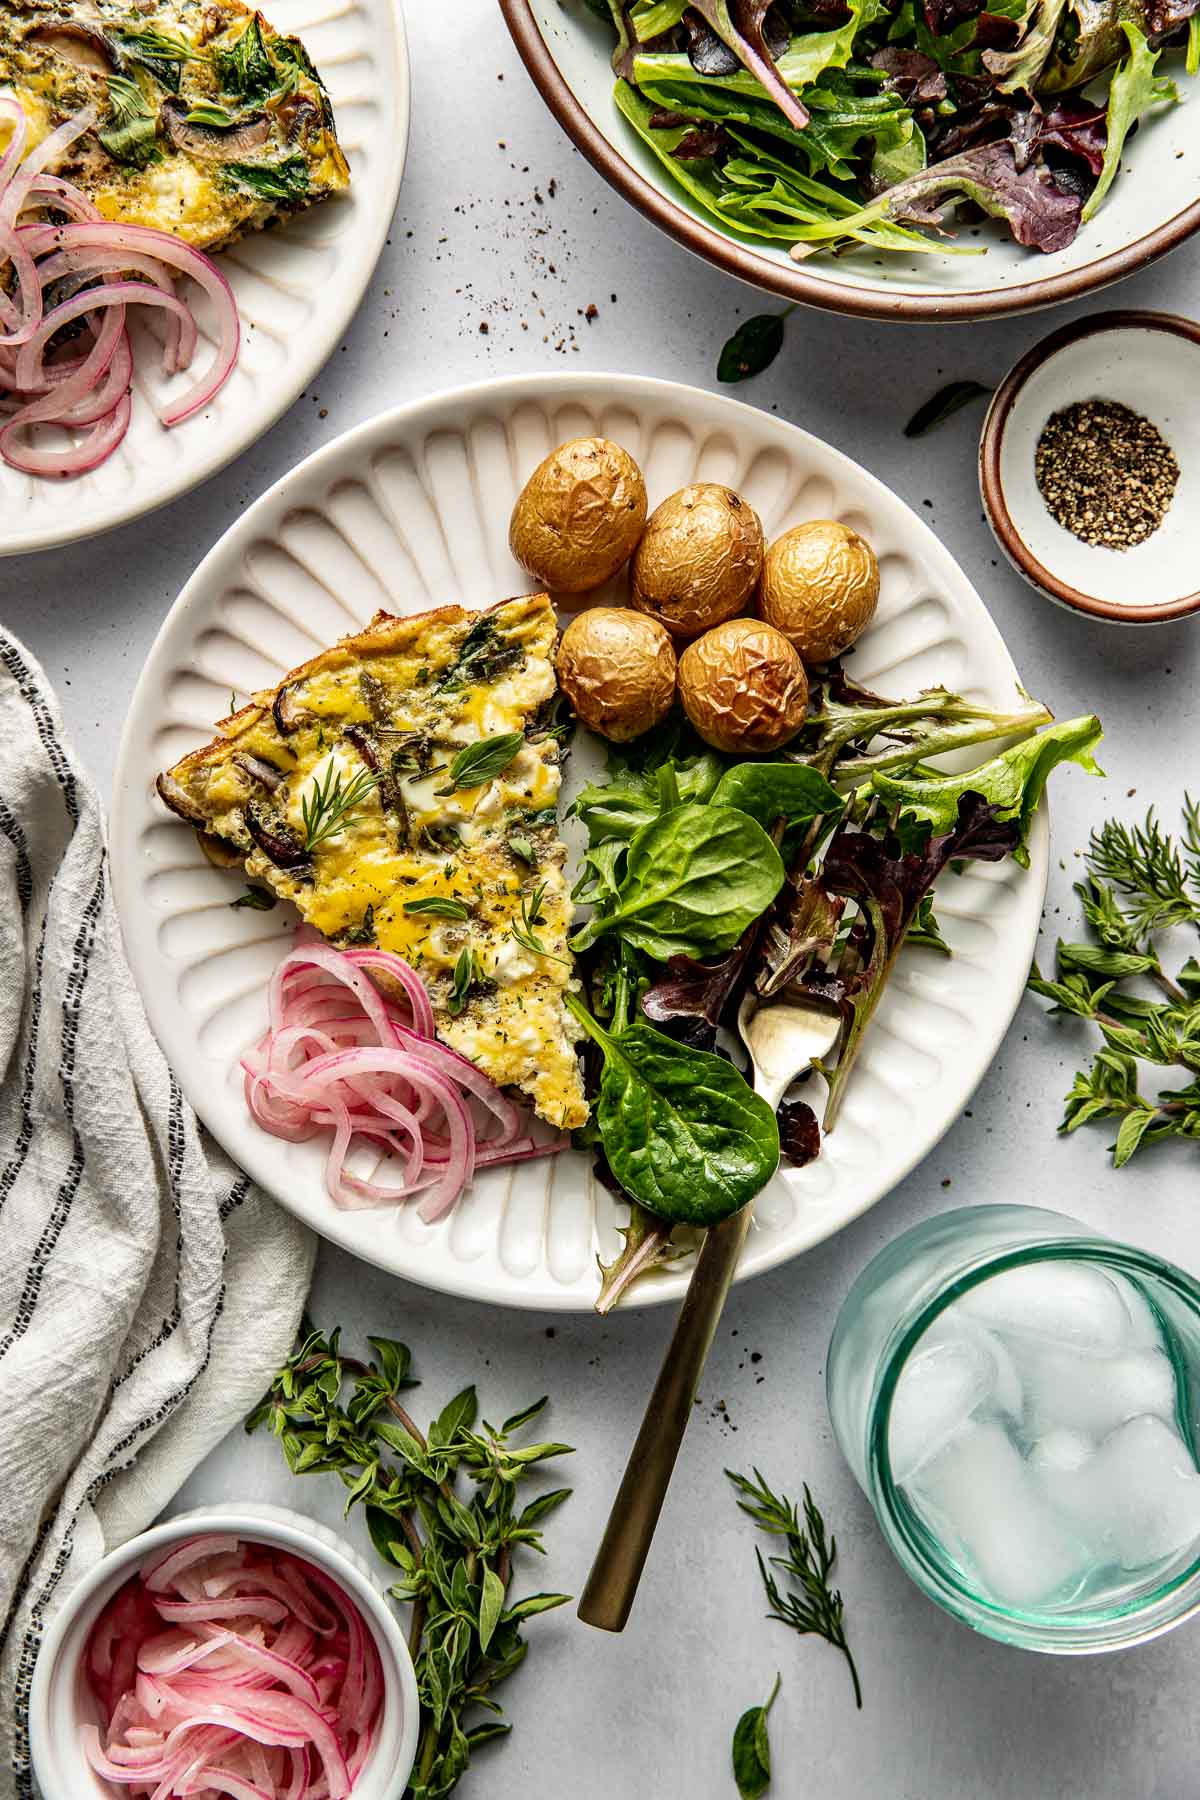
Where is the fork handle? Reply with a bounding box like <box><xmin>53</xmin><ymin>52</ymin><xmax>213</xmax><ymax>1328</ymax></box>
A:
<box><xmin>576</xmin><ymin>1202</ymin><xmax>756</xmax><ymax>1633</ymax></box>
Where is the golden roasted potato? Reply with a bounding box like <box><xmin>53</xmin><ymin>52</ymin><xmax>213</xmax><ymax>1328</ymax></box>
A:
<box><xmin>509</xmin><ymin>437</ymin><xmax>647</xmax><ymax>594</ymax></box>
<box><xmin>630</xmin><ymin>483</ymin><xmax>763</xmax><ymax>639</ymax></box>
<box><xmin>556</xmin><ymin>607</ymin><xmax>677</xmax><ymax>743</ymax></box>
<box><xmin>678</xmin><ymin>617</ymin><xmax>808</xmax><ymax>755</ymax></box>
<box><xmin>758</xmin><ymin>520</ymin><xmax>880</xmax><ymax>664</ymax></box>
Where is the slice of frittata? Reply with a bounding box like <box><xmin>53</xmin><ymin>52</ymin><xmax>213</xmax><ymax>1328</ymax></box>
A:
<box><xmin>0</xmin><ymin>0</ymin><xmax>349</xmax><ymax>251</ymax></box>
<box><xmin>157</xmin><ymin>593</ymin><xmax>588</xmax><ymax>1134</ymax></box>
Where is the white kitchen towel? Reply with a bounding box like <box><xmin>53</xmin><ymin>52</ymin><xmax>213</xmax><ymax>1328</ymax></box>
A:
<box><xmin>0</xmin><ymin>629</ymin><xmax>316</xmax><ymax>1798</ymax></box>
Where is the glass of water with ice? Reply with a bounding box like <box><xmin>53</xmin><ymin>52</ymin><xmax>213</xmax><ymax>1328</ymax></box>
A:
<box><xmin>827</xmin><ymin>1205</ymin><xmax>1200</xmax><ymax>1651</ymax></box>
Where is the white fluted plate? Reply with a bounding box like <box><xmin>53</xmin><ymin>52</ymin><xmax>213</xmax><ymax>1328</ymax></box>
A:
<box><xmin>111</xmin><ymin>372</ymin><xmax>1048</xmax><ymax>1311</ymax></box>
<box><xmin>1</xmin><ymin>0</ymin><xmax>408</xmax><ymax>557</ymax></box>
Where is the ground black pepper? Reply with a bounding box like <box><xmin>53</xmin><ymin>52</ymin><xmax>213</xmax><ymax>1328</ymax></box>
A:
<box><xmin>1035</xmin><ymin>398</ymin><xmax>1180</xmax><ymax>551</ymax></box>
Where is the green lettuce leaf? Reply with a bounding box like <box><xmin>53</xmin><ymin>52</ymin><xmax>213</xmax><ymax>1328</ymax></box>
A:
<box><xmin>866</xmin><ymin>715</ymin><xmax>1104</xmax><ymax>865</ymax></box>
<box><xmin>1082</xmin><ymin>25</ymin><xmax>1179</xmax><ymax>223</ymax></box>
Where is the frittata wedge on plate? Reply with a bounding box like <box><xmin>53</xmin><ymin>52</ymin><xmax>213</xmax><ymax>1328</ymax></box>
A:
<box><xmin>0</xmin><ymin>0</ymin><xmax>349</xmax><ymax>250</ymax></box>
<box><xmin>157</xmin><ymin>592</ymin><xmax>588</xmax><ymax>1134</ymax></box>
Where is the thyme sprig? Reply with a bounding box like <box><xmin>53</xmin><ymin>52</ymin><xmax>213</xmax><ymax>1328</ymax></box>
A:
<box><xmin>727</xmin><ymin>1467</ymin><xmax>862</xmax><ymax>1710</ymax></box>
<box><xmin>301</xmin><ymin>763</ymin><xmax>378</xmax><ymax>851</ymax></box>
<box><xmin>248</xmin><ymin>1325</ymin><xmax>573</xmax><ymax>1799</ymax></box>
<box><xmin>1030</xmin><ymin>799</ymin><xmax>1200</xmax><ymax>1164</ymax></box>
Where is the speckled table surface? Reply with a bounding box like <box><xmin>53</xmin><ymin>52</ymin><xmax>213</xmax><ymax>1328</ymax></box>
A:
<box><xmin>8</xmin><ymin>3</ymin><xmax>1200</xmax><ymax>1794</ymax></box>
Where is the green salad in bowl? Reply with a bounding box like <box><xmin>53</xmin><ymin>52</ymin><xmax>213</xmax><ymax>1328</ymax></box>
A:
<box><xmin>502</xmin><ymin>0</ymin><xmax>1199</xmax><ymax>316</ymax></box>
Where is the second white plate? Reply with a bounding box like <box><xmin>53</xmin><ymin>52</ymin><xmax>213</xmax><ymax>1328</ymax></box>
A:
<box><xmin>1</xmin><ymin>0</ymin><xmax>409</xmax><ymax>557</ymax></box>
<box><xmin>111</xmin><ymin>371</ymin><xmax>1048</xmax><ymax>1311</ymax></box>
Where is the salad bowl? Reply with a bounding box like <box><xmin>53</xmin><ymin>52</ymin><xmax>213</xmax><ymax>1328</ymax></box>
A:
<box><xmin>111</xmin><ymin>370</ymin><xmax>1050</xmax><ymax>1312</ymax></box>
<box><xmin>500</xmin><ymin>0</ymin><xmax>1200</xmax><ymax>324</ymax></box>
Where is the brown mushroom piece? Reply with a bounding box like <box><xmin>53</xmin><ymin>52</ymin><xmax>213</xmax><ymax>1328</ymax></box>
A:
<box><xmin>160</xmin><ymin>97</ymin><xmax>272</xmax><ymax>161</ymax></box>
<box><xmin>678</xmin><ymin>617</ymin><xmax>808</xmax><ymax>755</ymax></box>
<box><xmin>556</xmin><ymin>607</ymin><xmax>676</xmax><ymax>744</ymax></box>
<box><xmin>509</xmin><ymin>437</ymin><xmax>647</xmax><ymax>594</ymax></box>
<box><xmin>272</xmin><ymin>682</ymin><xmax>310</xmax><ymax>736</ymax></box>
<box><xmin>758</xmin><ymin>520</ymin><xmax>880</xmax><ymax>665</ymax></box>
<box><xmin>245</xmin><ymin>802</ymin><xmax>310</xmax><ymax>869</ymax></box>
<box><xmin>198</xmin><ymin>831</ymin><xmax>244</xmax><ymax>870</ymax></box>
<box><xmin>631</xmin><ymin>484</ymin><xmax>764</xmax><ymax>640</ymax></box>
<box><xmin>156</xmin><ymin>770</ymin><xmax>210</xmax><ymax>827</ymax></box>
<box><xmin>27</xmin><ymin>22</ymin><xmax>115</xmax><ymax>73</ymax></box>
<box><xmin>232</xmin><ymin>752</ymin><xmax>284</xmax><ymax>793</ymax></box>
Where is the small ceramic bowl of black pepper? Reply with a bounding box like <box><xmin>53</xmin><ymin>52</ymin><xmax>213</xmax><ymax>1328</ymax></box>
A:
<box><xmin>979</xmin><ymin>311</ymin><xmax>1200</xmax><ymax>626</ymax></box>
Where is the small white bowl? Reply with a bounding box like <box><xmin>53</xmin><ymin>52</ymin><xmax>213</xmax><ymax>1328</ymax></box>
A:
<box><xmin>29</xmin><ymin>1502</ymin><xmax>420</xmax><ymax>1800</ymax></box>
<box><xmin>980</xmin><ymin>311</ymin><xmax>1200</xmax><ymax>625</ymax></box>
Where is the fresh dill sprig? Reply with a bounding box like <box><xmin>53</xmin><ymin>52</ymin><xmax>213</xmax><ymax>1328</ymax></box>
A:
<box><xmin>1029</xmin><ymin>798</ymin><xmax>1200</xmax><ymax>1166</ymax></box>
<box><xmin>511</xmin><ymin>882</ymin><xmax>569</xmax><ymax>964</ymax></box>
<box><xmin>1087</xmin><ymin>803</ymin><xmax>1200</xmax><ymax>938</ymax></box>
<box><xmin>727</xmin><ymin>1467</ymin><xmax>862</xmax><ymax>1710</ymax></box>
<box><xmin>301</xmin><ymin>763</ymin><xmax>377</xmax><ymax>851</ymax></box>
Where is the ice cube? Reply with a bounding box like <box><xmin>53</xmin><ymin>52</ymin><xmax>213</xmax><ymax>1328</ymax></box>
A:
<box><xmin>971</xmin><ymin>1323</ymin><xmax>1024</xmax><ymax>1420</ymax></box>
<box><xmin>909</xmin><ymin>1421</ymin><xmax>1093</xmax><ymax>1610</ymax></box>
<box><xmin>888</xmin><ymin>1333</ymin><xmax>995</xmax><ymax>1484</ymax></box>
<box><xmin>1108</xmin><ymin>1272</ymin><xmax>1167</xmax><ymax>1351</ymax></box>
<box><xmin>1023</xmin><ymin>1344</ymin><xmax>1177</xmax><ymax>1442</ymax></box>
<box><xmin>1054</xmin><ymin>1415</ymin><xmax>1200</xmax><ymax>1572</ymax></box>
<box><xmin>960</xmin><ymin>1263</ymin><xmax>1133</xmax><ymax>1356</ymax></box>
<box><xmin>1029</xmin><ymin>1430</ymin><xmax>1093</xmax><ymax>1473</ymax></box>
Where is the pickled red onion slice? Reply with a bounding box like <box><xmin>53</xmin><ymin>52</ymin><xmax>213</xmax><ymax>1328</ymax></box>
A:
<box><xmin>82</xmin><ymin>1539</ymin><xmax>381</xmax><ymax>1799</ymax></box>
<box><xmin>0</xmin><ymin>103</ymin><xmax>239</xmax><ymax>476</ymax></box>
<box><xmin>243</xmin><ymin>939</ymin><xmax>566</xmax><ymax>1224</ymax></box>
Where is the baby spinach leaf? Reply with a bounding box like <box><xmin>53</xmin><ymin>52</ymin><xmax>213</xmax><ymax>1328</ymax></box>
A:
<box><xmin>98</xmin><ymin>74</ymin><xmax>160</xmax><ymax>167</ymax></box>
<box><xmin>230</xmin><ymin>884</ymin><xmax>277</xmax><ymax>911</ymax></box>
<box><xmin>903</xmin><ymin>379</ymin><xmax>992</xmax><ymax>438</ymax></box>
<box><xmin>448</xmin><ymin>731</ymin><xmax>525</xmax><ymax>791</ymax></box>
<box><xmin>569</xmin><ymin>803</ymin><xmax>786</xmax><ymax>959</ymax></box>
<box><xmin>718</xmin><ymin>312</ymin><xmax>788</xmax><ymax>383</ymax></box>
<box><xmin>732</xmin><ymin>1674</ymin><xmax>781</xmax><ymax>1800</ymax></box>
<box><xmin>219</xmin><ymin>156</ymin><xmax>310</xmax><ymax>204</ymax></box>
<box><xmin>710</xmin><ymin>763</ymin><xmax>840</xmax><ymax>831</ymax></box>
<box><xmin>564</xmin><ymin>996</ymin><xmax>780</xmax><ymax>1225</ymax></box>
<box><xmin>214</xmin><ymin>12</ymin><xmax>278</xmax><ymax>99</ymax></box>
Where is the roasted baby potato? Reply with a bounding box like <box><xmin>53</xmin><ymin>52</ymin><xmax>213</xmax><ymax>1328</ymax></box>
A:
<box><xmin>556</xmin><ymin>607</ymin><xmax>677</xmax><ymax>743</ymax></box>
<box><xmin>678</xmin><ymin>617</ymin><xmax>808</xmax><ymax>755</ymax></box>
<box><xmin>630</xmin><ymin>483</ymin><xmax>763</xmax><ymax>639</ymax></box>
<box><xmin>758</xmin><ymin>520</ymin><xmax>880</xmax><ymax>664</ymax></box>
<box><xmin>509</xmin><ymin>437</ymin><xmax>647</xmax><ymax>593</ymax></box>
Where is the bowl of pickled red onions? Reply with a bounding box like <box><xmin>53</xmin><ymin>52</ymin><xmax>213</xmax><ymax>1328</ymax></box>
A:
<box><xmin>29</xmin><ymin>1507</ymin><xmax>419</xmax><ymax>1800</ymax></box>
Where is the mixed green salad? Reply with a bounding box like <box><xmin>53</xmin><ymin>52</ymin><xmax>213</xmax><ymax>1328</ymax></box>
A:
<box><xmin>582</xmin><ymin>0</ymin><xmax>1197</xmax><ymax>255</ymax></box>
<box><xmin>566</xmin><ymin>670</ymin><xmax>1102</xmax><ymax>1308</ymax></box>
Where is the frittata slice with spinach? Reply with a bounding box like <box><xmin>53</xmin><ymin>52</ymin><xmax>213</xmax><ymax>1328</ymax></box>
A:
<box><xmin>157</xmin><ymin>593</ymin><xmax>588</xmax><ymax>1134</ymax></box>
<box><xmin>0</xmin><ymin>0</ymin><xmax>349</xmax><ymax>250</ymax></box>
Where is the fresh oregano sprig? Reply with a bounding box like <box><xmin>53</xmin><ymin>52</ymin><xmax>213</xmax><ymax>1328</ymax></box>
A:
<box><xmin>1029</xmin><ymin>798</ymin><xmax>1200</xmax><ymax>1165</ymax></box>
<box><xmin>727</xmin><ymin>1468</ymin><xmax>862</xmax><ymax>1710</ymax></box>
<box><xmin>247</xmin><ymin>1325</ymin><xmax>573</xmax><ymax>1798</ymax></box>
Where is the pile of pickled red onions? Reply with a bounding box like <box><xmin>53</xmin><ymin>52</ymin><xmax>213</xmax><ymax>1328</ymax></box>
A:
<box><xmin>0</xmin><ymin>98</ymin><xmax>238</xmax><ymax>477</ymax></box>
<box><xmin>242</xmin><ymin>940</ymin><xmax>564</xmax><ymax>1222</ymax></box>
<box><xmin>83</xmin><ymin>1536</ymin><xmax>382</xmax><ymax>1800</ymax></box>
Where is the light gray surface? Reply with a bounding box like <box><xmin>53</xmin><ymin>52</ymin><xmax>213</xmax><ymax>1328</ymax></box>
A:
<box><xmin>8</xmin><ymin>2</ymin><xmax>1200</xmax><ymax>1793</ymax></box>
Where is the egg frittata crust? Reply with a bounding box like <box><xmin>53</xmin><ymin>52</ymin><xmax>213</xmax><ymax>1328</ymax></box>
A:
<box><xmin>0</xmin><ymin>0</ymin><xmax>349</xmax><ymax>251</ymax></box>
<box><xmin>157</xmin><ymin>593</ymin><xmax>588</xmax><ymax>1134</ymax></box>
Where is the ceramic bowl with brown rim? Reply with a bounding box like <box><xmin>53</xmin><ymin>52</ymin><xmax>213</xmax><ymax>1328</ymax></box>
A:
<box><xmin>980</xmin><ymin>312</ymin><xmax>1200</xmax><ymax>626</ymax></box>
<box><xmin>499</xmin><ymin>1</ymin><xmax>1200</xmax><ymax>324</ymax></box>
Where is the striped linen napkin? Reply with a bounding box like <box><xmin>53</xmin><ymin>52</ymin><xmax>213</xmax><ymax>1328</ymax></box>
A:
<box><xmin>0</xmin><ymin>629</ymin><xmax>315</xmax><ymax>1798</ymax></box>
